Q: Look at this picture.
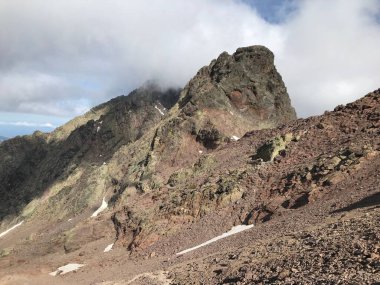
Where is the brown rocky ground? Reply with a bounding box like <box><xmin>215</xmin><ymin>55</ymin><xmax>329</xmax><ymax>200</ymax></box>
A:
<box><xmin>170</xmin><ymin>160</ymin><xmax>380</xmax><ymax>284</ymax></box>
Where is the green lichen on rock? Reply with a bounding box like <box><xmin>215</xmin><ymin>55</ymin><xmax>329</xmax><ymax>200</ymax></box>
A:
<box><xmin>215</xmin><ymin>173</ymin><xmax>244</xmax><ymax>206</ymax></box>
<box><xmin>254</xmin><ymin>133</ymin><xmax>294</xmax><ymax>162</ymax></box>
<box><xmin>0</xmin><ymin>247</ymin><xmax>12</xmax><ymax>257</ymax></box>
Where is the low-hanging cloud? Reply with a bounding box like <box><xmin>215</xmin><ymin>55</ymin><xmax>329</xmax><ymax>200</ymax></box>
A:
<box><xmin>0</xmin><ymin>0</ymin><xmax>379</xmax><ymax>119</ymax></box>
<box><xmin>0</xmin><ymin>121</ymin><xmax>56</xmax><ymax>128</ymax></box>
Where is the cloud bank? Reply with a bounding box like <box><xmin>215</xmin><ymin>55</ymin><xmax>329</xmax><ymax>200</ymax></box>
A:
<box><xmin>0</xmin><ymin>121</ymin><xmax>55</xmax><ymax>128</ymax></box>
<box><xmin>0</xmin><ymin>0</ymin><xmax>379</xmax><ymax>119</ymax></box>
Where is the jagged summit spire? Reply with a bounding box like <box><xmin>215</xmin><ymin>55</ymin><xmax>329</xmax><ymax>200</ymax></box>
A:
<box><xmin>178</xmin><ymin>45</ymin><xmax>296</xmax><ymax>134</ymax></box>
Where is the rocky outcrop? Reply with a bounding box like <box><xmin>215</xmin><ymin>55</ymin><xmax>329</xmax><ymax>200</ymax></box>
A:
<box><xmin>252</xmin><ymin>133</ymin><xmax>296</xmax><ymax>162</ymax></box>
<box><xmin>111</xmin><ymin>207</ymin><xmax>143</xmax><ymax>250</ymax></box>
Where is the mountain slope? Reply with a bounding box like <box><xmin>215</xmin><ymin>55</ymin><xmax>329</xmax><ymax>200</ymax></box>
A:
<box><xmin>0</xmin><ymin>83</ymin><xmax>181</xmax><ymax>222</ymax></box>
<box><xmin>1</xmin><ymin>88</ymin><xmax>376</xmax><ymax>285</ymax></box>
<box><xmin>168</xmin><ymin>88</ymin><xmax>380</xmax><ymax>284</ymax></box>
<box><xmin>0</xmin><ymin>47</ymin><xmax>378</xmax><ymax>285</ymax></box>
<box><xmin>0</xmin><ymin>45</ymin><xmax>296</xmax><ymax>229</ymax></box>
<box><xmin>0</xmin><ymin>45</ymin><xmax>297</xmax><ymax>263</ymax></box>
<box><xmin>96</xmin><ymin>45</ymin><xmax>297</xmax><ymax>247</ymax></box>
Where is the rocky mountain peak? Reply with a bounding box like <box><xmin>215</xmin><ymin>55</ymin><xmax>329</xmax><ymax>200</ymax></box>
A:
<box><xmin>178</xmin><ymin>45</ymin><xmax>296</xmax><ymax>141</ymax></box>
<box><xmin>210</xmin><ymin>45</ymin><xmax>275</xmax><ymax>82</ymax></box>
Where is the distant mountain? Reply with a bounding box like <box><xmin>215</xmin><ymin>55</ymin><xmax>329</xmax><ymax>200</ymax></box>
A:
<box><xmin>0</xmin><ymin>136</ymin><xmax>8</xmax><ymax>142</ymax></box>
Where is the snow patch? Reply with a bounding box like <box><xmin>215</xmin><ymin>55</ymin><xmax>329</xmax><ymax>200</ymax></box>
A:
<box><xmin>231</xmin><ymin>136</ymin><xmax>240</xmax><ymax>141</ymax></box>
<box><xmin>67</xmin><ymin>218</ymin><xmax>72</xmax><ymax>222</ymax></box>
<box><xmin>104</xmin><ymin>243</ymin><xmax>114</xmax><ymax>252</ymax></box>
<box><xmin>176</xmin><ymin>224</ymin><xmax>253</xmax><ymax>255</ymax></box>
<box><xmin>96</xmin><ymin>126</ymin><xmax>101</xmax><ymax>132</ymax></box>
<box><xmin>49</xmin><ymin>263</ymin><xmax>85</xmax><ymax>276</ymax></box>
<box><xmin>198</xmin><ymin>150</ymin><xmax>203</xmax><ymax>154</ymax></box>
<box><xmin>0</xmin><ymin>221</ymin><xmax>24</xmax><ymax>238</ymax></box>
<box><xmin>154</xmin><ymin>105</ymin><xmax>165</xmax><ymax>116</ymax></box>
<box><xmin>91</xmin><ymin>197</ymin><xmax>108</xmax><ymax>217</ymax></box>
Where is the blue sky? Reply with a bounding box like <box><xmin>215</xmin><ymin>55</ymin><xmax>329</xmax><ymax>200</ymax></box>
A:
<box><xmin>0</xmin><ymin>112</ymin><xmax>70</xmax><ymax>138</ymax></box>
<box><xmin>0</xmin><ymin>0</ymin><xmax>379</xmax><ymax>139</ymax></box>
<box><xmin>243</xmin><ymin>0</ymin><xmax>297</xmax><ymax>23</ymax></box>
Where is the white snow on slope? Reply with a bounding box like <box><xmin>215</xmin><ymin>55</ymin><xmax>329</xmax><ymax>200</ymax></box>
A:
<box><xmin>91</xmin><ymin>197</ymin><xmax>108</xmax><ymax>217</ymax></box>
<box><xmin>49</xmin><ymin>263</ymin><xmax>85</xmax><ymax>276</ymax></box>
<box><xmin>0</xmin><ymin>221</ymin><xmax>24</xmax><ymax>238</ymax></box>
<box><xmin>104</xmin><ymin>243</ymin><xmax>114</xmax><ymax>252</ymax></box>
<box><xmin>154</xmin><ymin>105</ymin><xmax>165</xmax><ymax>116</ymax></box>
<box><xmin>176</xmin><ymin>224</ymin><xmax>253</xmax><ymax>255</ymax></box>
<box><xmin>231</xmin><ymin>136</ymin><xmax>240</xmax><ymax>141</ymax></box>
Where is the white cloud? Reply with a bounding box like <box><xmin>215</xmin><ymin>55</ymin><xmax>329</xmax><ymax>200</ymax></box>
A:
<box><xmin>0</xmin><ymin>121</ymin><xmax>56</xmax><ymax>128</ymax></box>
<box><xmin>277</xmin><ymin>0</ymin><xmax>380</xmax><ymax>117</ymax></box>
<box><xmin>0</xmin><ymin>0</ymin><xmax>379</xmax><ymax>119</ymax></box>
<box><xmin>0</xmin><ymin>72</ymin><xmax>92</xmax><ymax>116</ymax></box>
<box><xmin>0</xmin><ymin>0</ymin><xmax>282</xmax><ymax>116</ymax></box>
